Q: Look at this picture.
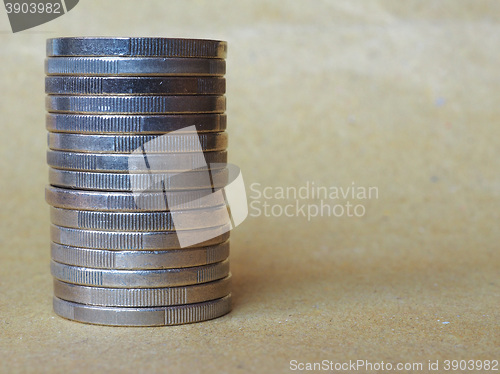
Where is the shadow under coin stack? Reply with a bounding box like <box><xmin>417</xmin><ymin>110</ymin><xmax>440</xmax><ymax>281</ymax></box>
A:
<box><xmin>45</xmin><ymin>37</ymin><xmax>232</xmax><ymax>326</ymax></box>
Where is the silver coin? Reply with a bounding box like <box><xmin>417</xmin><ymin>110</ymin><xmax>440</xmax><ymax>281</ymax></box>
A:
<box><xmin>46</xmin><ymin>95</ymin><xmax>225</xmax><ymax>114</ymax></box>
<box><xmin>45</xmin><ymin>76</ymin><xmax>226</xmax><ymax>95</ymax></box>
<box><xmin>47</xmin><ymin>37</ymin><xmax>227</xmax><ymax>59</ymax></box>
<box><xmin>53</xmin><ymin>274</ymin><xmax>231</xmax><ymax>307</ymax></box>
<box><xmin>48</xmin><ymin>167</ymin><xmax>228</xmax><ymax>191</ymax></box>
<box><xmin>47</xmin><ymin>150</ymin><xmax>227</xmax><ymax>172</ymax></box>
<box><xmin>50</xmin><ymin>259</ymin><xmax>229</xmax><ymax>288</ymax></box>
<box><xmin>47</xmin><ymin>132</ymin><xmax>228</xmax><ymax>153</ymax></box>
<box><xmin>45</xmin><ymin>57</ymin><xmax>226</xmax><ymax>76</ymax></box>
<box><xmin>50</xmin><ymin>241</ymin><xmax>230</xmax><ymax>269</ymax></box>
<box><xmin>46</xmin><ymin>113</ymin><xmax>227</xmax><ymax>134</ymax></box>
<box><xmin>53</xmin><ymin>294</ymin><xmax>232</xmax><ymax>326</ymax></box>
<box><xmin>50</xmin><ymin>206</ymin><xmax>230</xmax><ymax>231</ymax></box>
<box><xmin>50</xmin><ymin>224</ymin><xmax>230</xmax><ymax>250</ymax></box>
<box><xmin>45</xmin><ymin>186</ymin><xmax>226</xmax><ymax>211</ymax></box>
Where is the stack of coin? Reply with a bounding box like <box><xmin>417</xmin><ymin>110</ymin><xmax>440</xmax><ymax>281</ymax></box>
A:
<box><xmin>45</xmin><ymin>37</ymin><xmax>232</xmax><ymax>326</ymax></box>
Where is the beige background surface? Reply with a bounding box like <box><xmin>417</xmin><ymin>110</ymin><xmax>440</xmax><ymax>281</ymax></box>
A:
<box><xmin>0</xmin><ymin>1</ymin><xmax>499</xmax><ymax>373</ymax></box>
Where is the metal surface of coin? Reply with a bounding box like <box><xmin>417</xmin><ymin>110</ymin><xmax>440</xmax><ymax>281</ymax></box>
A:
<box><xmin>47</xmin><ymin>150</ymin><xmax>227</xmax><ymax>172</ymax></box>
<box><xmin>48</xmin><ymin>167</ymin><xmax>228</xmax><ymax>191</ymax></box>
<box><xmin>47</xmin><ymin>132</ymin><xmax>228</xmax><ymax>153</ymax></box>
<box><xmin>46</xmin><ymin>113</ymin><xmax>227</xmax><ymax>134</ymax></box>
<box><xmin>45</xmin><ymin>186</ymin><xmax>226</xmax><ymax>211</ymax></box>
<box><xmin>50</xmin><ymin>206</ymin><xmax>230</xmax><ymax>231</ymax></box>
<box><xmin>45</xmin><ymin>57</ymin><xmax>225</xmax><ymax>76</ymax></box>
<box><xmin>47</xmin><ymin>37</ymin><xmax>227</xmax><ymax>59</ymax></box>
<box><xmin>53</xmin><ymin>294</ymin><xmax>232</xmax><ymax>326</ymax></box>
<box><xmin>50</xmin><ymin>259</ymin><xmax>229</xmax><ymax>288</ymax></box>
<box><xmin>53</xmin><ymin>275</ymin><xmax>231</xmax><ymax>306</ymax></box>
<box><xmin>46</xmin><ymin>95</ymin><xmax>225</xmax><ymax>114</ymax></box>
<box><xmin>50</xmin><ymin>224</ymin><xmax>230</xmax><ymax>250</ymax></box>
<box><xmin>50</xmin><ymin>241</ymin><xmax>230</xmax><ymax>269</ymax></box>
<box><xmin>45</xmin><ymin>76</ymin><xmax>225</xmax><ymax>95</ymax></box>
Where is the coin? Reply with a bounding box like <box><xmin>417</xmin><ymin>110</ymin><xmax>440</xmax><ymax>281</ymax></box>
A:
<box><xmin>46</xmin><ymin>95</ymin><xmax>226</xmax><ymax>114</ymax></box>
<box><xmin>50</xmin><ymin>259</ymin><xmax>229</xmax><ymax>288</ymax></box>
<box><xmin>46</xmin><ymin>113</ymin><xmax>227</xmax><ymax>134</ymax></box>
<box><xmin>45</xmin><ymin>57</ymin><xmax>226</xmax><ymax>76</ymax></box>
<box><xmin>53</xmin><ymin>294</ymin><xmax>232</xmax><ymax>326</ymax></box>
<box><xmin>45</xmin><ymin>37</ymin><xmax>233</xmax><ymax>326</ymax></box>
<box><xmin>46</xmin><ymin>150</ymin><xmax>227</xmax><ymax>172</ymax></box>
<box><xmin>50</xmin><ymin>241</ymin><xmax>230</xmax><ymax>269</ymax></box>
<box><xmin>50</xmin><ymin>206</ymin><xmax>230</xmax><ymax>231</ymax></box>
<box><xmin>45</xmin><ymin>186</ymin><xmax>226</xmax><ymax>211</ymax></box>
<box><xmin>48</xmin><ymin>167</ymin><xmax>228</xmax><ymax>191</ymax></box>
<box><xmin>47</xmin><ymin>37</ymin><xmax>227</xmax><ymax>59</ymax></box>
<box><xmin>45</xmin><ymin>76</ymin><xmax>226</xmax><ymax>95</ymax></box>
<box><xmin>50</xmin><ymin>224</ymin><xmax>230</xmax><ymax>250</ymax></box>
<box><xmin>47</xmin><ymin>132</ymin><xmax>228</xmax><ymax>153</ymax></box>
<box><xmin>53</xmin><ymin>275</ymin><xmax>231</xmax><ymax>307</ymax></box>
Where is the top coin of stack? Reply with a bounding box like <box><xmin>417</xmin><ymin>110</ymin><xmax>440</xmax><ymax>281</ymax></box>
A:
<box><xmin>45</xmin><ymin>37</ymin><xmax>232</xmax><ymax>326</ymax></box>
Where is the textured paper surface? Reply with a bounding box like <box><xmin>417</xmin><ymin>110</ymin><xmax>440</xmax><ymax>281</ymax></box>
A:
<box><xmin>0</xmin><ymin>1</ymin><xmax>498</xmax><ymax>373</ymax></box>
